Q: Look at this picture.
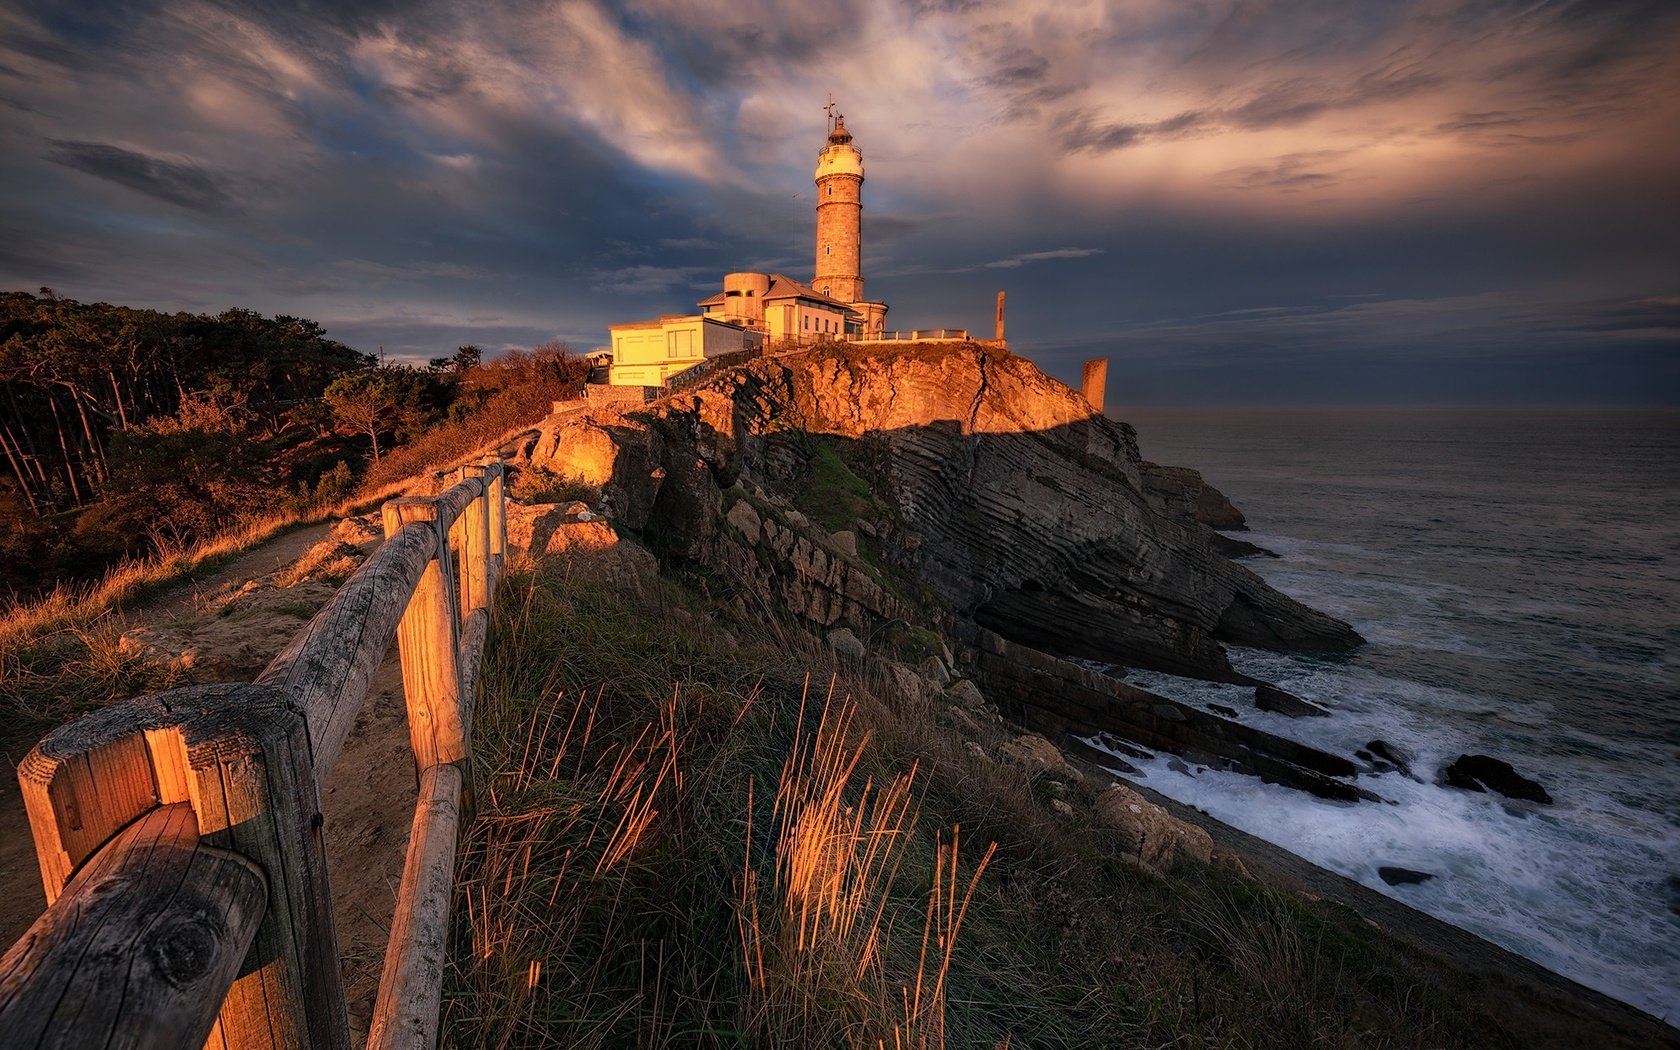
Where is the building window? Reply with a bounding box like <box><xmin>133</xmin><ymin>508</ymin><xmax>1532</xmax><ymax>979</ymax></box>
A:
<box><xmin>825</xmin><ymin>245</ymin><xmax>831</xmax><ymax>256</ymax></box>
<box><xmin>804</xmin><ymin>315</ymin><xmax>809</xmax><ymax>330</ymax></box>
<box><xmin>827</xmin><ymin>185</ymin><xmax>833</xmax><ymax>196</ymax></box>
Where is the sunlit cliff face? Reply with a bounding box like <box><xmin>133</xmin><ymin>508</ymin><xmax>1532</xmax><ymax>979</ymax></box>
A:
<box><xmin>0</xmin><ymin>0</ymin><xmax>1675</xmax><ymax>400</ymax></box>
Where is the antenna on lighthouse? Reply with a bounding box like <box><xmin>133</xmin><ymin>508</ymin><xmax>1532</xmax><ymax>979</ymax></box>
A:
<box><xmin>823</xmin><ymin>94</ymin><xmax>837</xmax><ymax>131</ymax></box>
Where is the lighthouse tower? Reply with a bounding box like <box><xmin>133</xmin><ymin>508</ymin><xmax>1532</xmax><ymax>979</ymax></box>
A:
<box><xmin>813</xmin><ymin>107</ymin><xmax>888</xmax><ymax>336</ymax></box>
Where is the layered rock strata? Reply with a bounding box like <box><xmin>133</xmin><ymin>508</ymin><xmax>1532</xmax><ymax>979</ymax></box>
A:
<box><xmin>955</xmin><ymin>621</ymin><xmax>1368</xmax><ymax>802</ymax></box>
<box><xmin>519</xmin><ymin>342</ymin><xmax>1360</xmax><ymax>683</ymax></box>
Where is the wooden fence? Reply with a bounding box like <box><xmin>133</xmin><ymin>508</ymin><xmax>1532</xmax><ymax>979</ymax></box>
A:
<box><xmin>0</xmin><ymin>455</ymin><xmax>509</xmax><ymax>1050</ymax></box>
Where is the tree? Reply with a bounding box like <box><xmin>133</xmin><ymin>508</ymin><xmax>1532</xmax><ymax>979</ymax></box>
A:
<box><xmin>323</xmin><ymin>370</ymin><xmax>405</xmax><ymax>462</ymax></box>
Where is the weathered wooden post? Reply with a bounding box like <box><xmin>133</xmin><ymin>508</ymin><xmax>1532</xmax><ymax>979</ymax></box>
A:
<box><xmin>382</xmin><ymin>497</ymin><xmax>469</xmax><ymax>776</ymax></box>
<box><xmin>0</xmin><ymin>803</ymin><xmax>268</xmax><ymax>1050</ymax></box>
<box><xmin>457</xmin><ymin>465</ymin><xmax>490</xmax><ymax>620</ymax></box>
<box><xmin>484</xmin><ymin>453</ymin><xmax>506</xmax><ymax>584</ymax></box>
<box><xmin>14</xmin><ymin>684</ymin><xmax>350</xmax><ymax>1049</ymax></box>
<box><xmin>365</xmin><ymin>763</ymin><xmax>463</xmax><ymax>1050</ymax></box>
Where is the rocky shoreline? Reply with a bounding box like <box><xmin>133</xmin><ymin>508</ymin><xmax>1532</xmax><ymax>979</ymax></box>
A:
<box><xmin>506</xmin><ymin>340</ymin><xmax>1668</xmax><ymax>1038</ymax></box>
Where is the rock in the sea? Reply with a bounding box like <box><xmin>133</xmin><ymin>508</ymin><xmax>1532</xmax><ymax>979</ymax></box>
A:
<box><xmin>1208</xmin><ymin>703</ymin><xmax>1240</xmax><ymax>718</ymax></box>
<box><xmin>826</xmin><ymin>627</ymin><xmax>866</xmax><ymax>658</ymax></box>
<box><xmin>997</xmin><ymin>734</ymin><xmax>1083</xmax><ymax>782</ymax></box>
<box><xmin>1209</xmin><ymin>533</ymin><xmax>1278</xmax><ymax>560</ymax></box>
<box><xmin>1378</xmin><ymin>866</ymin><xmax>1436</xmax><ymax>886</ymax></box>
<box><xmin>1439</xmin><ymin>754</ymin><xmax>1553</xmax><ymax>804</ymax></box>
<box><xmin>1254</xmin><ymin>683</ymin><xmax>1330</xmax><ymax>718</ymax></box>
<box><xmin>1366</xmin><ymin>740</ymin><xmax>1419</xmax><ymax>780</ymax></box>
<box><xmin>1095</xmin><ymin>784</ymin><xmax>1214</xmax><ymax>871</ymax></box>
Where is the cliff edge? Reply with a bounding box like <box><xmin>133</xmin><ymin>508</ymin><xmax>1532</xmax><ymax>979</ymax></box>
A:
<box><xmin>519</xmin><ymin>341</ymin><xmax>1359</xmax><ymax>683</ymax></box>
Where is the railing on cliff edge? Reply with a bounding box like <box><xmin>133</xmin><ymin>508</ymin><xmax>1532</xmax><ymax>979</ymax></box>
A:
<box><xmin>0</xmin><ymin>454</ymin><xmax>509</xmax><ymax>1050</ymax></box>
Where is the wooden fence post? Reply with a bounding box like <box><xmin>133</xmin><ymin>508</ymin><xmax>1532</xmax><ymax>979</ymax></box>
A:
<box><xmin>483</xmin><ymin>455</ymin><xmax>506</xmax><ymax>582</ymax></box>
<box><xmin>364</xmin><ymin>763</ymin><xmax>463</xmax><ymax>1050</ymax></box>
<box><xmin>14</xmin><ymin>683</ymin><xmax>350</xmax><ymax>1049</ymax></box>
<box><xmin>457</xmin><ymin>466</ymin><xmax>490</xmax><ymax>619</ymax></box>
<box><xmin>382</xmin><ymin>499</ymin><xmax>469</xmax><ymax>777</ymax></box>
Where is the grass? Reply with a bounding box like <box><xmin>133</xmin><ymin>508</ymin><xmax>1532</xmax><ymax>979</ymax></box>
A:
<box><xmin>792</xmin><ymin>439</ymin><xmax>879</xmax><ymax>534</ymax></box>
<box><xmin>443</xmin><ymin>545</ymin><xmax>1520</xmax><ymax>1049</ymax></box>
<box><xmin>510</xmin><ymin>466</ymin><xmax>602</xmax><ymax>507</ymax></box>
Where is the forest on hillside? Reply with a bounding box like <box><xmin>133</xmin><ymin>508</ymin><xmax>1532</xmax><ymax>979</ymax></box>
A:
<box><xmin>0</xmin><ymin>290</ymin><xmax>587</xmax><ymax>599</ymax></box>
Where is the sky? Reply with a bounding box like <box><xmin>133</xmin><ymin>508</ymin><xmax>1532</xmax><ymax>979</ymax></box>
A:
<box><xmin>1</xmin><ymin>0</ymin><xmax>1677</xmax><ymax>403</ymax></box>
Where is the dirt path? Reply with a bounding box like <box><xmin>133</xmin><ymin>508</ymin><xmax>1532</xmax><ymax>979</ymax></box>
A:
<box><xmin>0</xmin><ymin>518</ymin><xmax>419</xmax><ymax>1045</ymax></box>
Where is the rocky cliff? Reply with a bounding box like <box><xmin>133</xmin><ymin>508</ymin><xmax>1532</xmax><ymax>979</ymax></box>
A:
<box><xmin>516</xmin><ymin>342</ymin><xmax>1359</xmax><ymax>683</ymax></box>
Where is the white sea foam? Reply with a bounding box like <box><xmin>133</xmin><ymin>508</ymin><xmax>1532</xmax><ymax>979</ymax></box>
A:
<box><xmin>1112</xmin><ymin>407</ymin><xmax>1680</xmax><ymax>1025</ymax></box>
<box><xmin>1105</xmin><ymin>652</ymin><xmax>1680</xmax><ymax>1025</ymax></box>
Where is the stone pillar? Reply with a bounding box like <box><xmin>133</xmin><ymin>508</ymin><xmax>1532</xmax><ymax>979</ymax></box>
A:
<box><xmin>1081</xmin><ymin>358</ymin><xmax>1108</xmax><ymax>414</ymax></box>
<box><xmin>995</xmin><ymin>291</ymin><xmax>1006</xmax><ymax>344</ymax></box>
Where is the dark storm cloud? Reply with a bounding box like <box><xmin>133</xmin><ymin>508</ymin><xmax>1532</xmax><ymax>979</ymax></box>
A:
<box><xmin>1056</xmin><ymin>110</ymin><xmax>1209</xmax><ymax>154</ymax></box>
<box><xmin>43</xmin><ymin>140</ymin><xmax>232</xmax><ymax>210</ymax></box>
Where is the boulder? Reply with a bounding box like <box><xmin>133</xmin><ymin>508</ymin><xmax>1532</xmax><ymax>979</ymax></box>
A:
<box><xmin>886</xmin><ymin>661</ymin><xmax>933</xmax><ymax>703</ymax></box>
<box><xmin>1050</xmin><ymin>798</ymin><xmax>1075</xmax><ymax>818</ymax></box>
<box><xmin>725</xmin><ymin>498</ymin><xmax>763</xmax><ymax>545</ymax></box>
<box><xmin>939</xmin><ymin>704</ymin><xmax>987</xmax><ymax>736</ymax></box>
<box><xmin>1211</xmin><ymin>848</ymin><xmax>1251</xmax><ymax>879</ymax></box>
<box><xmin>826</xmin><ymin>627</ymin><xmax>866</xmax><ymax>658</ymax></box>
<box><xmin>919</xmin><ymin>655</ymin><xmax>952</xmax><ymax>688</ymax></box>
<box><xmin>997</xmin><ymin>734</ymin><xmax>1083</xmax><ymax>782</ymax></box>
<box><xmin>944</xmin><ymin>679</ymin><xmax>988</xmax><ymax>711</ymax></box>
<box><xmin>1439</xmin><ymin>754</ymin><xmax>1553</xmax><ymax>804</ymax></box>
<box><xmin>1207</xmin><ymin>703</ymin><xmax>1240</xmax><ymax>719</ymax></box>
<box><xmin>1095</xmin><ymin>784</ymin><xmax>1214</xmax><ymax>871</ymax></box>
<box><xmin>1254</xmin><ymin>683</ymin><xmax>1330</xmax><ymax>718</ymax></box>
<box><xmin>831</xmin><ymin>530</ymin><xmax>858</xmax><ymax>556</ymax></box>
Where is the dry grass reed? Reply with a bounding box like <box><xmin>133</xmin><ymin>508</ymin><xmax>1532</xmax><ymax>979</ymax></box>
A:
<box><xmin>738</xmin><ymin>674</ymin><xmax>995</xmax><ymax>1047</ymax></box>
<box><xmin>444</xmin><ymin>562</ymin><xmax>1005</xmax><ymax>1049</ymax></box>
<box><xmin>443</xmin><ymin>543</ymin><xmax>1533</xmax><ymax>1049</ymax></box>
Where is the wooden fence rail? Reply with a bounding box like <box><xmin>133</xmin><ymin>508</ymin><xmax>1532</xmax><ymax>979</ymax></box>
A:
<box><xmin>0</xmin><ymin>455</ymin><xmax>509</xmax><ymax>1050</ymax></box>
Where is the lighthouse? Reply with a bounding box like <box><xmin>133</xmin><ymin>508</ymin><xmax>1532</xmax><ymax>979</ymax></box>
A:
<box><xmin>813</xmin><ymin>105</ymin><xmax>888</xmax><ymax>337</ymax></box>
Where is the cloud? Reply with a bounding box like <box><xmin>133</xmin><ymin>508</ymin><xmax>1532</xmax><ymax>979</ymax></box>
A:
<box><xmin>1220</xmin><ymin>151</ymin><xmax>1352</xmax><ymax>192</ymax></box>
<box><xmin>1056</xmin><ymin>110</ymin><xmax>1209</xmax><ymax>154</ymax></box>
<box><xmin>43</xmin><ymin>139</ymin><xmax>233</xmax><ymax>211</ymax></box>
<box><xmin>983</xmin><ymin>247</ymin><xmax>1106</xmax><ymax>270</ymax></box>
<box><xmin>0</xmin><ymin>0</ymin><xmax>1675</xmax><ymax>403</ymax></box>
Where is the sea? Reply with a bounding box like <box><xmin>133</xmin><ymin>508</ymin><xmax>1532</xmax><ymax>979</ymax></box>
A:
<box><xmin>1101</xmin><ymin>406</ymin><xmax>1679</xmax><ymax>1024</ymax></box>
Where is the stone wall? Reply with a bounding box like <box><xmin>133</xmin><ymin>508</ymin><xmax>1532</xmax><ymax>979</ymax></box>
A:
<box><xmin>584</xmin><ymin>383</ymin><xmax>660</xmax><ymax>405</ymax></box>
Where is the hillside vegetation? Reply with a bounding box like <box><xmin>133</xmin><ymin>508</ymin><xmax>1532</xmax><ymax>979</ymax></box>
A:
<box><xmin>0</xmin><ymin>290</ymin><xmax>587</xmax><ymax>599</ymax></box>
<box><xmin>447</xmin><ymin>537</ymin><xmax>1523</xmax><ymax>1049</ymax></box>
